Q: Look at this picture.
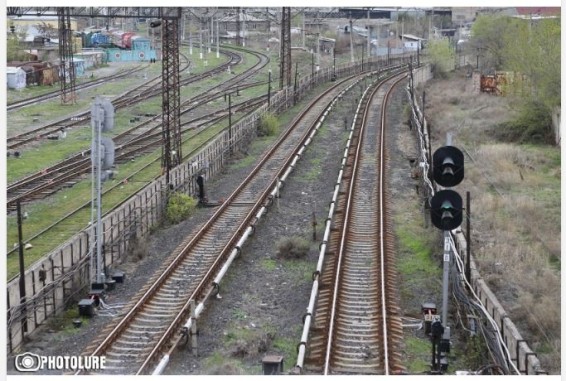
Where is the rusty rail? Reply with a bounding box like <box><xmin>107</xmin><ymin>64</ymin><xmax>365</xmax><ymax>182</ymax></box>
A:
<box><xmin>301</xmin><ymin>72</ymin><xmax>408</xmax><ymax>375</ymax></box>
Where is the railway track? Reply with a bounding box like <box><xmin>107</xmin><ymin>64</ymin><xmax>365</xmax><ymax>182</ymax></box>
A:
<box><xmin>5</xmin><ymin>93</ymin><xmax>265</xmax><ymax>262</ymax></box>
<box><xmin>6</xmin><ymin>64</ymin><xmax>147</xmax><ymax>111</ymax></box>
<box><xmin>76</xmin><ymin>73</ymin><xmax>366</xmax><ymax>375</ymax></box>
<box><xmin>6</xmin><ymin>48</ymin><xmax>232</xmax><ymax>150</ymax></box>
<box><xmin>6</xmin><ymin>48</ymin><xmax>268</xmax><ymax>212</ymax></box>
<box><xmin>301</xmin><ymin>73</ymin><xmax>408</xmax><ymax>375</ymax></box>
<box><xmin>6</xmin><ymin>85</ymin><xmax>265</xmax><ymax>212</ymax></box>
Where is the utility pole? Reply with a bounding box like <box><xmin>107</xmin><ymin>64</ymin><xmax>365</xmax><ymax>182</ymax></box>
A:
<box><xmin>267</xmin><ymin>69</ymin><xmax>272</xmax><ymax>107</ymax></box>
<box><xmin>228</xmin><ymin>93</ymin><xmax>233</xmax><ymax>153</ymax></box>
<box><xmin>17</xmin><ymin>201</ymin><xmax>27</xmax><ymax>338</ymax></box>
<box><xmin>332</xmin><ymin>46</ymin><xmax>336</xmax><ymax>81</ymax></box>
<box><xmin>302</xmin><ymin>10</ymin><xmax>305</xmax><ymax>49</ymax></box>
<box><xmin>216</xmin><ymin>17</ymin><xmax>220</xmax><ymax>58</ymax></box>
<box><xmin>208</xmin><ymin>16</ymin><xmax>212</xmax><ymax>53</ymax></box>
<box><xmin>349</xmin><ymin>16</ymin><xmax>354</xmax><ymax>63</ymax></box>
<box><xmin>181</xmin><ymin>12</ymin><xmax>185</xmax><ymax>40</ymax></box>
<box><xmin>316</xmin><ymin>33</ymin><xmax>320</xmax><ymax>72</ymax></box>
<box><xmin>236</xmin><ymin>7</ymin><xmax>241</xmax><ymax>46</ymax></box>
<box><xmin>293</xmin><ymin>61</ymin><xmax>299</xmax><ymax>105</ymax></box>
<box><xmin>367</xmin><ymin>8</ymin><xmax>371</xmax><ymax>60</ymax></box>
<box><xmin>199</xmin><ymin>20</ymin><xmax>203</xmax><ymax>60</ymax></box>
<box><xmin>189</xmin><ymin>12</ymin><xmax>192</xmax><ymax>55</ymax></box>
<box><xmin>361</xmin><ymin>44</ymin><xmax>365</xmax><ymax>71</ymax></box>
<box><xmin>311</xmin><ymin>52</ymin><xmax>314</xmax><ymax>78</ymax></box>
<box><xmin>242</xmin><ymin>8</ymin><xmax>246</xmax><ymax>47</ymax></box>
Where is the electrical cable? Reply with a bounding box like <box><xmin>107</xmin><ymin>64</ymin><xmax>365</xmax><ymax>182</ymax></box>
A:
<box><xmin>405</xmin><ymin>77</ymin><xmax>521</xmax><ymax>375</ymax></box>
<box><xmin>449</xmin><ymin>236</ymin><xmax>519</xmax><ymax>375</ymax></box>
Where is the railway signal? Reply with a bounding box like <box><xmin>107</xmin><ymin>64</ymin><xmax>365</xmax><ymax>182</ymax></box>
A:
<box><xmin>432</xmin><ymin>146</ymin><xmax>464</xmax><ymax>187</ymax></box>
<box><xmin>428</xmin><ymin>142</ymin><xmax>465</xmax><ymax>373</ymax></box>
<box><xmin>430</xmin><ymin>145</ymin><xmax>464</xmax><ymax>231</ymax></box>
<box><xmin>430</xmin><ymin>190</ymin><xmax>462</xmax><ymax>231</ymax></box>
<box><xmin>90</xmin><ymin>96</ymin><xmax>116</xmax><ymax>289</ymax></box>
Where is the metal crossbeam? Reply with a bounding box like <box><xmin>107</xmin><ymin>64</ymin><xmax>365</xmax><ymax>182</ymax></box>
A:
<box><xmin>7</xmin><ymin>7</ymin><xmax>178</xmax><ymax>19</ymax></box>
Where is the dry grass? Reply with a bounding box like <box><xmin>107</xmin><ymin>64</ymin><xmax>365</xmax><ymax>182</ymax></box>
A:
<box><xmin>275</xmin><ymin>236</ymin><xmax>310</xmax><ymax>259</ymax></box>
<box><xmin>425</xmin><ymin>69</ymin><xmax>561</xmax><ymax>373</ymax></box>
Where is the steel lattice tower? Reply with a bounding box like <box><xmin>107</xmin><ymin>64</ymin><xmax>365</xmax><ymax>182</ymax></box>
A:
<box><xmin>58</xmin><ymin>7</ymin><xmax>76</xmax><ymax>104</ymax></box>
<box><xmin>280</xmin><ymin>7</ymin><xmax>291</xmax><ymax>89</ymax></box>
<box><xmin>161</xmin><ymin>9</ymin><xmax>183</xmax><ymax>186</ymax></box>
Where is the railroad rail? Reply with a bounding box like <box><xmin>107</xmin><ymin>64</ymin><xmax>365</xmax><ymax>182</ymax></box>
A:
<box><xmin>4</xmin><ymin>93</ymin><xmax>265</xmax><ymax>262</ymax></box>
<box><xmin>6</xmin><ymin>85</ymin><xmax>264</xmax><ymax>213</ymax></box>
<box><xmin>7</xmin><ymin>64</ymin><xmax>147</xmax><ymax>111</ymax></box>
<box><xmin>299</xmin><ymin>73</ymin><xmax>408</xmax><ymax>375</ymax></box>
<box><xmin>6</xmin><ymin>48</ymin><xmax>234</xmax><ymax>150</ymax></box>
<box><xmin>6</xmin><ymin>48</ymin><xmax>268</xmax><ymax>212</ymax></box>
<box><xmin>76</xmin><ymin>73</ymin><xmax>366</xmax><ymax>375</ymax></box>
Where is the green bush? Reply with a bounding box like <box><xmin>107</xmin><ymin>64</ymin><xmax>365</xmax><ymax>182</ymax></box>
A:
<box><xmin>166</xmin><ymin>192</ymin><xmax>198</xmax><ymax>224</ymax></box>
<box><xmin>493</xmin><ymin>101</ymin><xmax>554</xmax><ymax>144</ymax></box>
<box><xmin>275</xmin><ymin>236</ymin><xmax>310</xmax><ymax>259</ymax></box>
<box><xmin>258</xmin><ymin>113</ymin><xmax>280</xmax><ymax>136</ymax></box>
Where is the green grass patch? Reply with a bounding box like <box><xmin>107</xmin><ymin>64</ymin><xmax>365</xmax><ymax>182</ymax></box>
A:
<box><xmin>46</xmin><ymin>306</ymin><xmax>91</xmax><ymax>338</ymax></box>
<box><xmin>260</xmin><ymin>258</ymin><xmax>277</xmax><ymax>271</ymax></box>
<box><xmin>298</xmin><ymin>150</ymin><xmax>323</xmax><ymax>182</ymax></box>
<box><xmin>396</xmin><ymin>224</ymin><xmax>439</xmax><ymax>278</ymax></box>
<box><xmin>5</xmin><ymin>45</ymin><xmax>322</xmax><ymax>279</ymax></box>
<box><xmin>281</xmin><ymin>258</ymin><xmax>314</xmax><ymax>283</ymax></box>
<box><xmin>232</xmin><ymin>308</ymin><xmax>248</xmax><ymax>320</ymax></box>
<box><xmin>258</xmin><ymin>113</ymin><xmax>280</xmax><ymax>136</ymax></box>
<box><xmin>229</xmin><ymin>153</ymin><xmax>258</xmax><ymax>170</ymax></box>
<box><xmin>272</xmin><ymin>334</ymin><xmax>299</xmax><ymax>365</ymax></box>
<box><xmin>6</xmin><ymin>150</ymin><xmax>162</xmax><ymax>279</ymax></box>
<box><xmin>203</xmin><ymin>351</ymin><xmax>247</xmax><ymax>375</ymax></box>
<box><xmin>404</xmin><ymin>336</ymin><xmax>432</xmax><ymax>374</ymax></box>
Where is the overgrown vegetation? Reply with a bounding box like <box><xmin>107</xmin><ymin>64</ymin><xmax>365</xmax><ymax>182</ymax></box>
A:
<box><xmin>470</xmin><ymin>14</ymin><xmax>560</xmax><ymax>145</ymax></box>
<box><xmin>425</xmin><ymin>39</ymin><xmax>455</xmax><ymax>78</ymax></box>
<box><xmin>491</xmin><ymin>101</ymin><xmax>554</xmax><ymax>144</ymax></box>
<box><xmin>165</xmin><ymin>192</ymin><xmax>198</xmax><ymax>224</ymax></box>
<box><xmin>275</xmin><ymin>236</ymin><xmax>310</xmax><ymax>259</ymax></box>
<box><xmin>424</xmin><ymin>68</ymin><xmax>561</xmax><ymax>373</ymax></box>
<box><xmin>258</xmin><ymin>112</ymin><xmax>280</xmax><ymax>136</ymax></box>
